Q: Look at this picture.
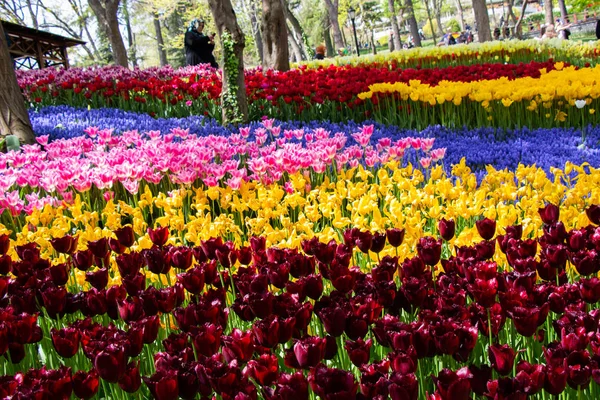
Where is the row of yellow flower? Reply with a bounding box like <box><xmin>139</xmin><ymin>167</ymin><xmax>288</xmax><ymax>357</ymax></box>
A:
<box><xmin>359</xmin><ymin>63</ymin><xmax>599</xmax><ymax>109</ymax></box>
<box><xmin>2</xmin><ymin>160</ymin><xmax>599</xmax><ymax>288</ymax></box>
<box><xmin>300</xmin><ymin>39</ymin><xmax>600</xmax><ymax>69</ymax></box>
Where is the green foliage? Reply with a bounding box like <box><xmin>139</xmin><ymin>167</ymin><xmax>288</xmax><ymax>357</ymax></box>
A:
<box><xmin>221</xmin><ymin>30</ymin><xmax>244</xmax><ymax>125</ymax></box>
<box><xmin>447</xmin><ymin>18</ymin><xmax>461</xmax><ymax>33</ymax></box>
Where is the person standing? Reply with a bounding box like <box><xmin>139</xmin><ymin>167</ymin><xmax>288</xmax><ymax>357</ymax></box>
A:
<box><xmin>184</xmin><ymin>18</ymin><xmax>218</xmax><ymax>68</ymax></box>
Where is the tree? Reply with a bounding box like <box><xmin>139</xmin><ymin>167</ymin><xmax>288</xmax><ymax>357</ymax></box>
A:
<box><xmin>323</xmin><ymin>0</ymin><xmax>344</xmax><ymax>50</ymax></box>
<box><xmin>404</xmin><ymin>0</ymin><xmax>421</xmax><ymax>46</ymax></box>
<box><xmin>153</xmin><ymin>11</ymin><xmax>168</xmax><ymax>66</ymax></box>
<box><xmin>557</xmin><ymin>0</ymin><xmax>568</xmax><ymax>22</ymax></box>
<box><xmin>206</xmin><ymin>0</ymin><xmax>248</xmax><ymax>124</ymax></box>
<box><xmin>121</xmin><ymin>0</ymin><xmax>139</xmax><ymax>67</ymax></box>
<box><xmin>544</xmin><ymin>0</ymin><xmax>554</xmax><ymax>24</ymax></box>
<box><xmin>0</xmin><ymin>22</ymin><xmax>35</xmax><ymax>144</ymax></box>
<box><xmin>454</xmin><ymin>0</ymin><xmax>466</xmax><ymax>30</ymax></box>
<box><xmin>261</xmin><ymin>0</ymin><xmax>289</xmax><ymax>71</ymax></box>
<box><xmin>282</xmin><ymin>0</ymin><xmax>310</xmax><ymax>60</ymax></box>
<box><xmin>387</xmin><ymin>0</ymin><xmax>402</xmax><ymax>51</ymax></box>
<box><xmin>472</xmin><ymin>0</ymin><xmax>491</xmax><ymax>41</ymax></box>
<box><xmin>88</xmin><ymin>0</ymin><xmax>129</xmax><ymax>67</ymax></box>
<box><xmin>241</xmin><ymin>0</ymin><xmax>263</xmax><ymax>64</ymax></box>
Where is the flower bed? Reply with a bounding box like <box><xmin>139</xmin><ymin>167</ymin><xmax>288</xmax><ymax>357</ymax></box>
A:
<box><xmin>20</xmin><ymin>60</ymin><xmax>565</xmax><ymax>123</ymax></box>
<box><xmin>2</xmin><ymin>204</ymin><xmax>600</xmax><ymax>399</ymax></box>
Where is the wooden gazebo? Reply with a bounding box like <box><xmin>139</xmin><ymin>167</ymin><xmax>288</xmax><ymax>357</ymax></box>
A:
<box><xmin>1</xmin><ymin>20</ymin><xmax>85</xmax><ymax>70</ymax></box>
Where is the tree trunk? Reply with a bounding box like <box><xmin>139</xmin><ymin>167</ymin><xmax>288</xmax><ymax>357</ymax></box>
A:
<box><xmin>405</xmin><ymin>0</ymin><xmax>422</xmax><ymax>46</ymax></box>
<box><xmin>370</xmin><ymin>30</ymin><xmax>377</xmax><ymax>55</ymax></box>
<box><xmin>388</xmin><ymin>0</ymin><xmax>402</xmax><ymax>50</ymax></box>
<box><xmin>514</xmin><ymin>0</ymin><xmax>528</xmax><ymax>38</ymax></box>
<box><xmin>434</xmin><ymin>0</ymin><xmax>445</xmax><ymax>36</ymax></box>
<box><xmin>153</xmin><ymin>12</ymin><xmax>168</xmax><ymax>66</ymax></box>
<box><xmin>242</xmin><ymin>0</ymin><xmax>264</xmax><ymax>64</ymax></box>
<box><xmin>261</xmin><ymin>0</ymin><xmax>290</xmax><ymax>71</ymax></box>
<box><xmin>472</xmin><ymin>0</ymin><xmax>492</xmax><ymax>41</ymax></box>
<box><xmin>323</xmin><ymin>0</ymin><xmax>344</xmax><ymax>50</ymax></box>
<box><xmin>544</xmin><ymin>0</ymin><xmax>554</xmax><ymax>25</ymax></box>
<box><xmin>557</xmin><ymin>0</ymin><xmax>568</xmax><ymax>22</ymax></box>
<box><xmin>122</xmin><ymin>0</ymin><xmax>137</xmax><ymax>67</ymax></box>
<box><xmin>0</xmin><ymin>23</ymin><xmax>34</xmax><ymax>144</ymax></box>
<box><xmin>424</xmin><ymin>0</ymin><xmax>438</xmax><ymax>44</ymax></box>
<box><xmin>454</xmin><ymin>0</ymin><xmax>466</xmax><ymax>30</ymax></box>
<box><xmin>88</xmin><ymin>0</ymin><xmax>129</xmax><ymax>67</ymax></box>
<box><xmin>323</xmin><ymin>14</ymin><xmax>335</xmax><ymax>57</ymax></box>
<box><xmin>282</xmin><ymin>0</ymin><xmax>310</xmax><ymax>59</ymax></box>
<box><xmin>206</xmin><ymin>0</ymin><xmax>248</xmax><ymax>124</ymax></box>
<box><xmin>26</xmin><ymin>0</ymin><xmax>39</xmax><ymax>30</ymax></box>
<box><xmin>288</xmin><ymin>29</ymin><xmax>303</xmax><ymax>61</ymax></box>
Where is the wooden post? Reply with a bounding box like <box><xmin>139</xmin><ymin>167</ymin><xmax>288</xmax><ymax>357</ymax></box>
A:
<box><xmin>61</xmin><ymin>46</ymin><xmax>70</xmax><ymax>69</ymax></box>
<box><xmin>36</xmin><ymin>40</ymin><xmax>44</xmax><ymax>69</ymax></box>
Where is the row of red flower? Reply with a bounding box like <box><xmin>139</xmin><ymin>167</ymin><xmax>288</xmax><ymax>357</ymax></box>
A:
<box><xmin>19</xmin><ymin>61</ymin><xmax>563</xmax><ymax>115</ymax></box>
<box><xmin>2</xmin><ymin>204</ymin><xmax>600</xmax><ymax>399</ymax></box>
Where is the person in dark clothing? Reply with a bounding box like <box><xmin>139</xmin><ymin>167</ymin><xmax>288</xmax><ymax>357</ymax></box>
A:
<box><xmin>185</xmin><ymin>18</ymin><xmax>218</xmax><ymax>68</ymax></box>
<box><xmin>596</xmin><ymin>19</ymin><xmax>600</xmax><ymax>40</ymax></box>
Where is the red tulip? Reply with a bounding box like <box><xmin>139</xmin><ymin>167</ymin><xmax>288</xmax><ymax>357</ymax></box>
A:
<box><xmin>438</xmin><ymin>218</ymin><xmax>456</xmax><ymax>241</ymax></box>
<box><xmin>144</xmin><ymin>369</ymin><xmax>179</xmax><ymax>400</ymax></box>
<box><xmin>51</xmin><ymin>327</ymin><xmax>80</xmax><ymax>358</ymax></box>
<box><xmin>476</xmin><ymin>218</ymin><xmax>496</xmax><ymax>240</ymax></box>
<box><xmin>488</xmin><ymin>343</ymin><xmax>516</xmax><ymax>376</ymax></box>
<box><xmin>72</xmin><ymin>369</ymin><xmax>99</xmax><ymax>399</ymax></box>
<box><xmin>148</xmin><ymin>226</ymin><xmax>169</xmax><ymax>247</ymax></box>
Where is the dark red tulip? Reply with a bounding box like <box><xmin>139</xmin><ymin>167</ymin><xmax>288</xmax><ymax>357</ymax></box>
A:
<box><xmin>566</xmin><ymin>350</ymin><xmax>592</xmax><ymax>389</ymax></box>
<box><xmin>94</xmin><ymin>344</ymin><xmax>126</xmax><ymax>383</ymax></box>
<box><xmin>244</xmin><ymin>353</ymin><xmax>279</xmax><ymax>386</ymax></box>
<box><xmin>0</xmin><ymin>254</ymin><xmax>11</xmax><ymax>275</ymax></box>
<box><xmin>586</xmin><ymin>205</ymin><xmax>600</xmax><ymax>225</ymax></box>
<box><xmin>270</xmin><ymin>372</ymin><xmax>309</xmax><ymax>400</ymax></box>
<box><xmin>315</xmin><ymin>305</ymin><xmax>346</xmax><ymax>337</ymax></box>
<box><xmin>134</xmin><ymin>315</ymin><xmax>160</xmax><ymax>344</ymax></box>
<box><xmin>308</xmin><ymin>363</ymin><xmax>358</xmax><ymax>400</ymax></box>
<box><xmin>50</xmin><ymin>262</ymin><xmax>70</xmax><ymax>285</ymax></box>
<box><xmin>118</xmin><ymin>296</ymin><xmax>145</xmax><ymax>323</ymax></box>
<box><xmin>417</xmin><ymin>237</ymin><xmax>442</xmax><ymax>266</ymax></box>
<box><xmin>41</xmin><ymin>285</ymin><xmax>67</xmax><ymax>317</ymax></box>
<box><xmin>86</xmin><ymin>268</ymin><xmax>109</xmax><ymax>290</ymax></box>
<box><xmin>8</xmin><ymin>342</ymin><xmax>25</xmax><ymax>363</ymax></box>
<box><xmin>345</xmin><ymin>338</ymin><xmax>372</xmax><ymax>367</ymax></box>
<box><xmin>387</xmin><ymin>228</ymin><xmax>406</xmax><ymax>247</ymax></box>
<box><xmin>389</xmin><ymin>372</ymin><xmax>418</xmax><ymax>400</ymax></box>
<box><xmin>389</xmin><ymin>347</ymin><xmax>418</xmax><ymax>374</ymax></box>
<box><xmin>189</xmin><ymin>323</ymin><xmax>223</xmax><ymax>357</ymax></box>
<box><xmin>469</xmin><ymin>364</ymin><xmax>492</xmax><ymax>396</ymax></box>
<box><xmin>148</xmin><ymin>226</ymin><xmax>170</xmax><ymax>247</ymax></box>
<box><xmin>0</xmin><ymin>234</ymin><xmax>9</xmax><ymax>255</ymax></box>
<box><xmin>507</xmin><ymin>302</ymin><xmax>550</xmax><ymax>337</ymax></box>
<box><xmin>114</xmin><ymin>226</ymin><xmax>136</xmax><ymax>248</ymax></box>
<box><xmin>438</xmin><ymin>219</ymin><xmax>456</xmax><ymax>241</ymax></box>
<box><xmin>539</xmin><ymin>204</ymin><xmax>560</xmax><ymax>225</ymax></box>
<box><xmin>118</xmin><ymin>362</ymin><xmax>142</xmax><ymax>393</ymax></box>
<box><xmin>170</xmin><ymin>246</ymin><xmax>193</xmax><ymax>270</ymax></box>
<box><xmin>73</xmin><ymin>249</ymin><xmax>94</xmax><ymax>271</ymax></box>
<box><xmin>51</xmin><ymin>235</ymin><xmax>78</xmax><ymax>254</ymax></box>
<box><xmin>222</xmin><ymin>328</ymin><xmax>254</xmax><ymax>363</ymax></box>
<box><xmin>87</xmin><ymin>238</ymin><xmax>109</xmax><ymax>259</ymax></box>
<box><xmin>122</xmin><ymin>272</ymin><xmax>146</xmax><ymax>296</ymax></box>
<box><xmin>544</xmin><ymin>363</ymin><xmax>568</xmax><ymax>395</ymax></box>
<box><xmin>431</xmin><ymin>367</ymin><xmax>473</xmax><ymax>400</ymax></box>
<box><xmin>488</xmin><ymin>343</ymin><xmax>516</xmax><ymax>376</ymax></box>
<box><xmin>250</xmin><ymin>236</ymin><xmax>267</xmax><ymax>253</ymax></box>
<box><xmin>515</xmin><ymin>360</ymin><xmax>545</xmax><ymax>395</ymax></box>
<box><xmin>294</xmin><ymin>336</ymin><xmax>326</xmax><ymax>369</ymax></box>
<box><xmin>370</xmin><ymin>232</ymin><xmax>387</xmax><ymax>253</ymax></box>
<box><xmin>580</xmin><ymin>277</ymin><xmax>600</xmax><ymax>303</ymax></box>
<box><xmin>73</xmin><ymin>369</ymin><xmax>99</xmax><ymax>399</ymax></box>
<box><xmin>476</xmin><ymin>218</ymin><xmax>497</xmax><ymax>240</ymax></box>
<box><xmin>51</xmin><ymin>327</ymin><xmax>80</xmax><ymax>358</ymax></box>
<box><xmin>355</xmin><ymin>231</ymin><xmax>373</xmax><ymax>254</ymax></box>
<box><xmin>144</xmin><ymin>369</ymin><xmax>179</xmax><ymax>400</ymax></box>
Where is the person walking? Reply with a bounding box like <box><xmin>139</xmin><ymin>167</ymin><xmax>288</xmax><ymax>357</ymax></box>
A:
<box><xmin>184</xmin><ymin>18</ymin><xmax>218</xmax><ymax>68</ymax></box>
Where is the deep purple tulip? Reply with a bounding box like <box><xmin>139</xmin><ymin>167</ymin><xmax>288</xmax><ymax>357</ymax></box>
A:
<box><xmin>86</xmin><ymin>268</ymin><xmax>109</xmax><ymax>290</ymax></box>
<box><xmin>438</xmin><ymin>219</ymin><xmax>456</xmax><ymax>241</ymax></box>
<box><xmin>114</xmin><ymin>226</ymin><xmax>136</xmax><ymax>248</ymax></box>
<box><xmin>308</xmin><ymin>363</ymin><xmax>358</xmax><ymax>400</ymax></box>
<box><xmin>0</xmin><ymin>254</ymin><xmax>11</xmax><ymax>275</ymax></box>
<box><xmin>539</xmin><ymin>204</ymin><xmax>560</xmax><ymax>225</ymax></box>
<box><xmin>189</xmin><ymin>323</ymin><xmax>223</xmax><ymax>357</ymax></box>
<box><xmin>222</xmin><ymin>328</ymin><xmax>254</xmax><ymax>364</ymax></box>
<box><xmin>389</xmin><ymin>372</ymin><xmax>418</xmax><ymax>400</ymax></box>
<box><xmin>507</xmin><ymin>303</ymin><xmax>550</xmax><ymax>337</ymax></box>
<box><xmin>72</xmin><ymin>369</ymin><xmax>99</xmax><ymax>399</ymax></box>
<box><xmin>50</xmin><ymin>262</ymin><xmax>70</xmax><ymax>286</ymax></box>
<box><xmin>41</xmin><ymin>285</ymin><xmax>67</xmax><ymax>317</ymax></box>
<box><xmin>417</xmin><ymin>237</ymin><xmax>442</xmax><ymax>266</ymax></box>
<box><xmin>294</xmin><ymin>336</ymin><xmax>326</xmax><ymax>369</ymax></box>
<box><xmin>387</xmin><ymin>228</ymin><xmax>406</xmax><ymax>248</ymax></box>
<box><xmin>269</xmin><ymin>372</ymin><xmax>309</xmax><ymax>400</ymax></box>
<box><xmin>431</xmin><ymin>367</ymin><xmax>473</xmax><ymax>400</ymax></box>
<box><xmin>51</xmin><ymin>327</ymin><xmax>80</xmax><ymax>358</ymax></box>
<box><xmin>586</xmin><ymin>205</ymin><xmax>600</xmax><ymax>225</ymax></box>
<box><xmin>476</xmin><ymin>218</ymin><xmax>497</xmax><ymax>240</ymax></box>
<box><xmin>244</xmin><ymin>353</ymin><xmax>279</xmax><ymax>386</ymax></box>
<box><xmin>147</xmin><ymin>226</ymin><xmax>170</xmax><ymax>247</ymax></box>
<box><xmin>144</xmin><ymin>368</ymin><xmax>179</xmax><ymax>400</ymax></box>
<box><xmin>118</xmin><ymin>362</ymin><xmax>142</xmax><ymax>393</ymax></box>
<box><xmin>544</xmin><ymin>363</ymin><xmax>568</xmax><ymax>395</ymax></box>
<box><xmin>488</xmin><ymin>343</ymin><xmax>516</xmax><ymax>376</ymax></box>
<box><xmin>87</xmin><ymin>238</ymin><xmax>109</xmax><ymax>259</ymax></box>
<box><xmin>469</xmin><ymin>364</ymin><xmax>492</xmax><ymax>396</ymax></box>
<box><xmin>0</xmin><ymin>234</ymin><xmax>9</xmax><ymax>255</ymax></box>
<box><xmin>94</xmin><ymin>344</ymin><xmax>126</xmax><ymax>383</ymax></box>
<box><xmin>108</xmin><ymin>237</ymin><xmax>127</xmax><ymax>254</ymax></box>
<box><xmin>73</xmin><ymin>249</ymin><xmax>94</xmax><ymax>271</ymax></box>
<box><xmin>370</xmin><ymin>232</ymin><xmax>387</xmax><ymax>253</ymax></box>
<box><xmin>117</xmin><ymin>296</ymin><xmax>145</xmax><ymax>323</ymax></box>
<box><xmin>51</xmin><ymin>235</ymin><xmax>78</xmax><ymax>254</ymax></box>
<box><xmin>515</xmin><ymin>360</ymin><xmax>545</xmax><ymax>395</ymax></box>
<box><xmin>566</xmin><ymin>350</ymin><xmax>592</xmax><ymax>389</ymax></box>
